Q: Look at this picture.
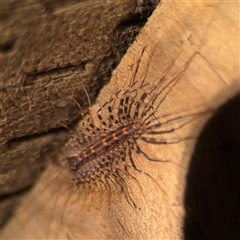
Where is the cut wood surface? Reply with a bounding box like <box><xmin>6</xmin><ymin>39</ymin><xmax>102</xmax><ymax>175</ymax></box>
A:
<box><xmin>1</xmin><ymin>0</ymin><xmax>239</xmax><ymax>239</ymax></box>
<box><xmin>0</xmin><ymin>0</ymin><xmax>158</xmax><ymax>223</ymax></box>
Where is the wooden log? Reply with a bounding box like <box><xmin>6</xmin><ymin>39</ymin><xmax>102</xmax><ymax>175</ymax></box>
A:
<box><xmin>1</xmin><ymin>0</ymin><xmax>239</xmax><ymax>239</ymax></box>
<box><xmin>0</xmin><ymin>0</ymin><xmax>158</xmax><ymax>223</ymax></box>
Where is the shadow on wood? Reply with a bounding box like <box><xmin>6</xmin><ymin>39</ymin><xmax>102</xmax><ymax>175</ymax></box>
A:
<box><xmin>184</xmin><ymin>92</ymin><xmax>240</xmax><ymax>240</ymax></box>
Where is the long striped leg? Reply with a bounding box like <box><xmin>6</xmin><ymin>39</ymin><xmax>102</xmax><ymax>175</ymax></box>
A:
<box><xmin>131</xmin><ymin>138</ymin><xmax>169</xmax><ymax>162</ymax></box>
<box><xmin>100</xmin><ymin>173</ymin><xmax>112</xmax><ymax>208</ymax></box>
<box><xmin>116</xmin><ymin>168</ymin><xmax>137</xmax><ymax>209</ymax></box>
<box><xmin>122</xmin><ymin>165</ymin><xmax>146</xmax><ymax>201</ymax></box>
<box><xmin>106</xmin><ymin>174</ymin><xmax>122</xmax><ymax>203</ymax></box>
<box><xmin>128</xmin><ymin>140</ymin><xmax>166</xmax><ymax>195</ymax></box>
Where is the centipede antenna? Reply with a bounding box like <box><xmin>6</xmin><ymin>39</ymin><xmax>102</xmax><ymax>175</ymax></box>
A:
<box><xmin>81</xmin><ymin>81</ymin><xmax>92</xmax><ymax>109</ymax></box>
<box><xmin>71</xmin><ymin>97</ymin><xmax>84</xmax><ymax>117</ymax></box>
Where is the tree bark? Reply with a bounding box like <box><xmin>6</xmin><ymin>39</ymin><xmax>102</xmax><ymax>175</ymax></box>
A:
<box><xmin>0</xmin><ymin>0</ymin><xmax>158</xmax><ymax>226</ymax></box>
<box><xmin>1</xmin><ymin>0</ymin><xmax>239</xmax><ymax>239</ymax></box>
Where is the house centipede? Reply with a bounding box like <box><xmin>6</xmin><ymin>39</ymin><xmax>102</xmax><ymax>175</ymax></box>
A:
<box><xmin>64</xmin><ymin>64</ymin><xmax>206</xmax><ymax>209</ymax></box>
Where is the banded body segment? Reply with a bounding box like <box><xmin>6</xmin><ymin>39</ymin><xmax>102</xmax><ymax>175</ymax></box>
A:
<box><xmin>68</xmin><ymin>121</ymin><xmax>143</xmax><ymax>181</ymax></box>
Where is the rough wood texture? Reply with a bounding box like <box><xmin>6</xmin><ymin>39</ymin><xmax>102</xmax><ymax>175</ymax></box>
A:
<box><xmin>0</xmin><ymin>0</ymin><xmax>159</xmax><ymax>224</ymax></box>
<box><xmin>1</xmin><ymin>0</ymin><xmax>239</xmax><ymax>239</ymax></box>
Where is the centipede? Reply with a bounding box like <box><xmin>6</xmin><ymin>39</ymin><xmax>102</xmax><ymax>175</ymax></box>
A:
<box><xmin>64</xmin><ymin>57</ymin><xmax>208</xmax><ymax>209</ymax></box>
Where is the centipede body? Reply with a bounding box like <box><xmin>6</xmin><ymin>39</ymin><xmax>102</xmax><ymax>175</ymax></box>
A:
<box><xmin>64</xmin><ymin>58</ymin><xmax>210</xmax><ymax>208</ymax></box>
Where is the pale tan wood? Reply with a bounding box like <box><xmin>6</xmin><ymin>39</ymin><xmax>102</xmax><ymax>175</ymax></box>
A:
<box><xmin>1</xmin><ymin>0</ymin><xmax>239</xmax><ymax>239</ymax></box>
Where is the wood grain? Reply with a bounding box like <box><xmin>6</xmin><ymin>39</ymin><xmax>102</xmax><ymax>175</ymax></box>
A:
<box><xmin>1</xmin><ymin>0</ymin><xmax>239</xmax><ymax>239</ymax></box>
<box><xmin>0</xmin><ymin>0</ymin><xmax>158</xmax><ymax>223</ymax></box>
